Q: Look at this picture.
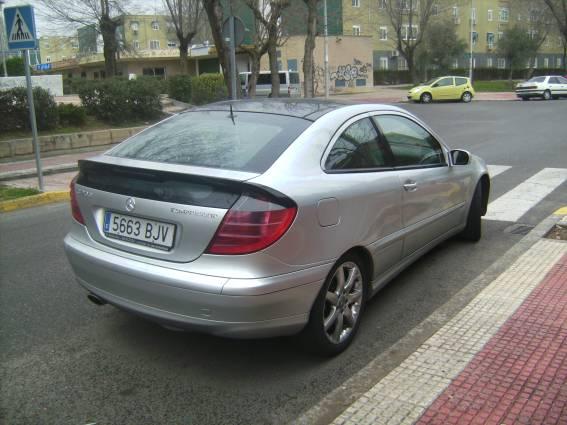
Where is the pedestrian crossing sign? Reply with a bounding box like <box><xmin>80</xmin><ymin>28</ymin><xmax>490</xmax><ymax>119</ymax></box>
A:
<box><xmin>4</xmin><ymin>5</ymin><xmax>38</xmax><ymax>50</ymax></box>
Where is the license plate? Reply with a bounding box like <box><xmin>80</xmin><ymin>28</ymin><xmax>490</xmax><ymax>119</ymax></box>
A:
<box><xmin>103</xmin><ymin>211</ymin><xmax>176</xmax><ymax>251</ymax></box>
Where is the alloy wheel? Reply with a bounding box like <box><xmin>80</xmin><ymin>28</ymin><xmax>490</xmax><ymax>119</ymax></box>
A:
<box><xmin>323</xmin><ymin>261</ymin><xmax>364</xmax><ymax>344</ymax></box>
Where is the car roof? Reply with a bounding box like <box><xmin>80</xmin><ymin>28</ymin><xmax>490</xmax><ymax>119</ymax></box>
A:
<box><xmin>187</xmin><ymin>99</ymin><xmax>401</xmax><ymax>121</ymax></box>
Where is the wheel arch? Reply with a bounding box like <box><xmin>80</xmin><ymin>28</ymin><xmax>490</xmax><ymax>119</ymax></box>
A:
<box><xmin>342</xmin><ymin>246</ymin><xmax>374</xmax><ymax>284</ymax></box>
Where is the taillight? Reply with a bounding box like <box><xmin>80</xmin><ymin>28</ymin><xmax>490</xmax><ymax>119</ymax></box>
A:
<box><xmin>206</xmin><ymin>194</ymin><xmax>297</xmax><ymax>255</ymax></box>
<box><xmin>70</xmin><ymin>176</ymin><xmax>85</xmax><ymax>225</ymax></box>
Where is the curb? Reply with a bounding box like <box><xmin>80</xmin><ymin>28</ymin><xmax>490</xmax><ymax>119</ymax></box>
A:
<box><xmin>0</xmin><ymin>163</ymin><xmax>78</xmax><ymax>182</ymax></box>
<box><xmin>293</xmin><ymin>211</ymin><xmax>564</xmax><ymax>425</ymax></box>
<box><xmin>0</xmin><ymin>191</ymin><xmax>70</xmax><ymax>212</ymax></box>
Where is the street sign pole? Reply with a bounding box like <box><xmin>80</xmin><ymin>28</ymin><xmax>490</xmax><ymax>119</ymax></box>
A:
<box><xmin>228</xmin><ymin>15</ymin><xmax>237</xmax><ymax>100</ymax></box>
<box><xmin>4</xmin><ymin>5</ymin><xmax>43</xmax><ymax>191</ymax></box>
<box><xmin>323</xmin><ymin>0</ymin><xmax>329</xmax><ymax>99</ymax></box>
<box><xmin>23</xmin><ymin>49</ymin><xmax>43</xmax><ymax>191</ymax></box>
<box><xmin>0</xmin><ymin>1</ymin><xmax>7</xmax><ymax>77</ymax></box>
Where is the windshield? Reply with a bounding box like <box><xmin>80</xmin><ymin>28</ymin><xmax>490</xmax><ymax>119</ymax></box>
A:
<box><xmin>423</xmin><ymin>78</ymin><xmax>439</xmax><ymax>86</ymax></box>
<box><xmin>527</xmin><ymin>76</ymin><xmax>546</xmax><ymax>83</ymax></box>
<box><xmin>110</xmin><ymin>111</ymin><xmax>311</xmax><ymax>173</ymax></box>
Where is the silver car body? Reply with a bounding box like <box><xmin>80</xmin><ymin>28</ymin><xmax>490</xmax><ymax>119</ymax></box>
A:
<box><xmin>515</xmin><ymin>75</ymin><xmax>567</xmax><ymax>99</ymax></box>
<box><xmin>64</xmin><ymin>101</ymin><xmax>489</xmax><ymax>338</ymax></box>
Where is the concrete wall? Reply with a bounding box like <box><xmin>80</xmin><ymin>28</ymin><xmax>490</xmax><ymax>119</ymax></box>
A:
<box><xmin>0</xmin><ymin>126</ymin><xmax>147</xmax><ymax>160</ymax></box>
<box><xmin>0</xmin><ymin>75</ymin><xmax>64</xmax><ymax>96</ymax></box>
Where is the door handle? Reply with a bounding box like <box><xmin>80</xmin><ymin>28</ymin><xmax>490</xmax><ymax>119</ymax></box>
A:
<box><xmin>403</xmin><ymin>182</ymin><xmax>418</xmax><ymax>192</ymax></box>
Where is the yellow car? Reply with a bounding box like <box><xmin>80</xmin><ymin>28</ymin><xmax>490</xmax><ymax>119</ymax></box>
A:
<box><xmin>408</xmin><ymin>76</ymin><xmax>475</xmax><ymax>103</ymax></box>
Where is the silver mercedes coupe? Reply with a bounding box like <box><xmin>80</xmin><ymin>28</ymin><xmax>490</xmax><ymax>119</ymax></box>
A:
<box><xmin>64</xmin><ymin>100</ymin><xmax>490</xmax><ymax>355</ymax></box>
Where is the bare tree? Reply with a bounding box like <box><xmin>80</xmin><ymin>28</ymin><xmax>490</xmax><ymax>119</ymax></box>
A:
<box><xmin>241</xmin><ymin>1</ymin><xmax>270</xmax><ymax>97</ymax></box>
<box><xmin>302</xmin><ymin>0</ymin><xmax>318</xmax><ymax>98</ymax></box>
<box><xmin>245</xmin><ymin>0</ymin><xmax>290</xmax><ymax>98</ymax></box>
<box><xmin>163</xmin><ymin>0</ymin><xmax>204</xmax><ymax>74</ymax></box>
<box><xmin>41</xmin><ymin>0</ymin><xmax>130</xmax><ymax>77</ymax></box>
<box><xmin>541</xmin><ymin>0</ymin><xmax>567</xmax><ymax>71</ymax></box>
<box><xmin>202</xmin><ymin>0</ymin><xmax>235</xmax><ymax>95</ymax></box>
<box><xmin>383</xmin><ymin>0</ymin><xmax>436</xmax><ymax>83</ymax></box>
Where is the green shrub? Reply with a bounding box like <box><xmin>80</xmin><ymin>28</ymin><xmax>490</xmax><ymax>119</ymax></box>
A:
<box><xmin>0</xmin><ymin>86</ymin><xmax>58</xmax><ymax>132</ymax></box>
<box><xmin>168</xmin><ymin>75</ymin><xmax>192</xmax><ymax>103</ymax></box>
<box><xmin>191</xmin><ymin>73</ymin><xmax>227</xmax><ymax>105</ymax></box>
<box><xmin>0</xmin><ymin>57</ymin><xmax>25</xmax><ymax>76</ymax></box>
<box><xmin>58</xmin><ymin>104</ymin><xmax>87</xmax><ymax>126</ymax></box>
<box><xmin>78</xmin><ymin>78</ymin><xmax>162</xmax><ymax>124</ymax></box>
<box><xmin>63</xmin><ymin>77</ymin><xmax>86</xmax><ymax>95</ymax></box>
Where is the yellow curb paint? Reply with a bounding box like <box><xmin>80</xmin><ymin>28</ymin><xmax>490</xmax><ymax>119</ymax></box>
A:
<box><xmin>553</xmin><ymin>207</ymin><xmax>567</xmax><ymax>216</ymax></box>
<box><xmin>0</xmin><ymin>191</ymin><xmax>70</xmax><ymax>212</ymax></box>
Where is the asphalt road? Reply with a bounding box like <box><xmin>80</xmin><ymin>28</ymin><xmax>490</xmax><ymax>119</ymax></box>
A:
<box><xmin>1</xmin><ymin>100</ymin><xmax>566</xmax><ymax>425</ymax></box>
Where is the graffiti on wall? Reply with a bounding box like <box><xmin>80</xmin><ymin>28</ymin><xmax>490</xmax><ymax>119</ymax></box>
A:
<box><xmin>330</xmin><ymin>58</ymin><xmax>372</xmax><ymax>86</ymax></box>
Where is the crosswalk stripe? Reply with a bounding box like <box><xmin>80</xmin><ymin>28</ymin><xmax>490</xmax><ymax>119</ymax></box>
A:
<box><xmin>487</xmin><ymin>165</ymin><xmax>512</xmax><ymax>178</ymax></box>
<box><xmin>484</xmin><ymin>168</ymin><xmax>567</xmax><ymax>222</ymax></box>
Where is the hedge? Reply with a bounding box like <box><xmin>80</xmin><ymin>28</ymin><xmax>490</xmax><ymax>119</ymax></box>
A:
<box><xmin>168</xmin><ymin>75</ymin><xmax>192</xmax><ymax>103</ymax></box>
<box><xmin>191</xmin><ymin>73</ymin><xmax>227</xmax><ymax>105</ymax></box>
<box><xmin>374</xmin><ymin>67</ymin><xmax>567</xmax><ymax>85</ymax></box>
<box><xmin>78</xmin><ymin>77</ymin><xmax>162</xmax><ymax>124</ymax></box>
<box><xmin>0</xmin><ymin>86</ymin><xmax>59</xmax><ymax>132</ymax></box>
<box><xmin>58</xmin><ymin>104</ymin><xmax>87</xmax><ymax>126</ymax></box>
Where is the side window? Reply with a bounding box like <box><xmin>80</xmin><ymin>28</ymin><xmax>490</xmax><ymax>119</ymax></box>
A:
<box><xmin>455</xmin><ymin>77</ymin><xmax>468</xmax><ymax>86</ymax></box>
<box><xmin>549</xmin><ymin>77</ymin><xmax>559</xmax><ymax>84</ymax></box>
<box><xmin>558</xmin><ymin>77</ymin><xmax>567</xmax><ymax>84</ymax></box>
<box><xmin>373</xmin><ymin>115</ymin><xmax>446</xmax><ymax>167</ymax></box>
<box><xmin>436</xmin><ymin>77</ymin><xmax>454</xmax><ymax>87</ymax></box>
<box><xmin>326</xmin><ymin>118</ymin><xmax>390</xmax><ymax>170</ymax></box>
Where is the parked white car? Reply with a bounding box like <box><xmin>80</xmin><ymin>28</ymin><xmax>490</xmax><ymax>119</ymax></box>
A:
<box><xmin>240</xmin><ymin>71</ymin><xmax>301</xmax><ymax>97</ymax></box>
<box><xmin>515</xmin><ymin>75</ymin><xmax>567</xmax><ymax>100</ymax></box>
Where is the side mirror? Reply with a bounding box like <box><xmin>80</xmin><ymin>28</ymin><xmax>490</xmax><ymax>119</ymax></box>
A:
<box><xmin>450</xmin><ymin>149</ymin><xmax>470</xmax><ymax>166</ymax></box>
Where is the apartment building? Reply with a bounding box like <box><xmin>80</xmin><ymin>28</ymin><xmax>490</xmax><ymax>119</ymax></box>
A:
<box><xmin>38</xmin><ymin>36</ymin><xmax>80</xmax><ymax>64</ymax></box>
<box><xmin>342</xmin><ymin>0</ymin><xmax>565</xmax><ymax>71</ymax></box>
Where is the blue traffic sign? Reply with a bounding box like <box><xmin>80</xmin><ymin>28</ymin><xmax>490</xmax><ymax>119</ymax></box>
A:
<box><xmin>4</xmin><ymin>5</ymin><xmax>38</xmax><ymax>50</ymax></box>
<box><xmin>36</xmin><ymin>63</ymin><xmax>52</xmax><ymax>72</ymax></box>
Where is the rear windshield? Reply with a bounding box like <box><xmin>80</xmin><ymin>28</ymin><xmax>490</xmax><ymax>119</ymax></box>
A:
<box><xmin>109</xmin><ymin>111</ymin><xmax>311</xmax><ymax>173</ymax></box>
<box><xmin>527</xmin><ymin>76</ymin><xmax>546</xmax><ymax>83</ymax></box>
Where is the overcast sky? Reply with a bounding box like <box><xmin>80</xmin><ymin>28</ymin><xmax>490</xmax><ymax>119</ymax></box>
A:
<box><xmin>3</xmin><ymin>0</ymin><xmax>161</xmax><ymax>37</ymax></box>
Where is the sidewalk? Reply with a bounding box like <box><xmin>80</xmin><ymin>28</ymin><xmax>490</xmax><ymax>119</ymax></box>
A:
<box><xmin>324</xmin><ymin>224</ymin><xmax>567</xmax><ymax>424</ymax></box>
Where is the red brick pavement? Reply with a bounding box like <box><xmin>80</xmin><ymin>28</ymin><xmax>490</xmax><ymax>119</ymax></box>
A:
<box><xmin>417</xmin><ymin>253</ymin><xmax>567</xmax><ymax>425</ymax></box>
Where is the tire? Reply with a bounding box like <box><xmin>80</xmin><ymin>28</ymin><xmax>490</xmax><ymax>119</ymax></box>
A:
<box><xmin>543</xmin><ymin>90</ymin><xmax>552</xmax><ymax>100</ymax></box>
<box><xmin>521</xmin><ymin>97</ymin><xmax>530</xmax><ymax>101</ymax></box>
<box><xmin>461</xmin><ymin>91</ymin><xmax>472</xmax><ymax>103</ymax></box>
<box><xmin>300</xmin><ymin>254</ymin><xmax>368</xmax><ymax>356</ymax></box>
<box><xmin>460</xmin><ymin>183</ymin><xmax>482</xmax><ymax>242</ymax></box>
<box><xmin>420</xmin><ymin>92</ymin><xmax>432</xmax><ymax>104</ymax></box>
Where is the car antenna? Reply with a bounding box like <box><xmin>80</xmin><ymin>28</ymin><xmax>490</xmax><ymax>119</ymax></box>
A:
<box><xmin>229</xmin><ymin>103</ymin><xmax>235</xmax><ymax>125</ymax></box>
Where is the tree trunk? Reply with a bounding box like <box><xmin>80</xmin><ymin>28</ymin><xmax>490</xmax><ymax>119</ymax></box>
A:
<box><xmin>203</xmin><ymin>0</ymin><xmax>234</xmax><ymax>95</ymax></box>
<box><xmin>268</xmin><ymin>44</ymin><xmax>280</xmax><ymax>97</ymax></box>
<box><xmin>248</xmin><ymin>53</ymin><xmax>260</xmax><ymax>98</ymax></box>
<box><xmin>100</xmin><ymin>15</ymin><xmax>118</xmax><ymax>77</ymax></box>
<box><xmin>303</xmin><ymin>0</ymin><xmax>317</xmax><ymax>98</ymax></box>
<box><xmin>564</xmin><ymin>44</ymin><xmax>567</xmax><ymax>73</ymax></box>
<box><xmin>509</xmin><ymin>65</ymin><xmax>514</xmax><ymax>81</ymax></box>
<box><xmin>179</xmin><ymin>39</ymin><xmax>190</xmax><ymax>74</ymax></box>
<box><xmin>407</xmin><ymin>54</ymin><xmax>417</xmax><ymax>84</ymax></box>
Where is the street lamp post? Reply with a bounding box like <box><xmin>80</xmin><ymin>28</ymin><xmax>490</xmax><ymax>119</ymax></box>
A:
<box><xmin>323</xmin><ymin>0</ymin><xmax>329</xmax><ymax>98</ymax></box>
<box><xmin>0</xmin><ymin>0</ymin><xmax>8</xmax><ymax>77</ymax></box>
<box><xmin>469</xmin><ymin>0</ymin><xmax>474</xmax><ymax>80</ymax></box>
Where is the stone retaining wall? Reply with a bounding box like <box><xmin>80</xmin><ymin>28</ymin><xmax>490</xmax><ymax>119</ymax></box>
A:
<box><xmin>0</xmin><ymin>126</ymin><xmax>147</xmax><ymax>160</ymax></box>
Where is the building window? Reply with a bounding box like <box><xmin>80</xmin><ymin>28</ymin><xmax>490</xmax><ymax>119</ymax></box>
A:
<box><xmin>471</xmin><ymin>7</ymin><xmax>476</xmax><ymax>23</ymax></box>
<box><xmin>487</xmin><ymin>57</ymin><xmax>493</xmax><ymax>68</ymax></box>
<box><xmin>452</xmin><ymin>6</ymin><xmax>458</xmax><ymax>17</ymax></box>
<box><xmin>81</xmin><ymin>71</ymin><xmax>86</xmax><ymax>78</ymax></box>
<box><xmin>143</xmin><ymin>67</ymin><xmax>166</xmax><ymax>79</ymax></box>
<box><xmin>356</xmin><ymin>79</ymin><xmax>366</xmax><ymax>86</ymax></box>
<box><xmin>452</xmin><ymin>58</ymin><xmax>459</xmax><ymax>69</ymax></box>
<box><xmin>534</xmin><ymin>57</ymin><xmax>538</xmax><ymax>68</ymax></box>
<box><xmin>130</xmin><ymin>21</ymin><xmax>139</xmax><ymax>31</ymax></box>
<box><xmin>352</xmin><ymin>25</ymin><xmax>361</xmax><ymax>36</ymax></box>
<box><xmin>46</xmin><ymin>56</ymin><xmax>51</xmax><ymax>63</ymax></box>
<box><xmin>497</xmin><ymin>58</ymin><xmax>506</xmax><ymax>69</ymax></box>
<box><xmin>167</xmin><ymin>40</ymin><xmax>176</xmax><ymax>48</ymax></box>
<box><xmin>379</xmin><ymin>56</ymin><xmax>388</xmax><ymax>70</ymax></box>
<box><xmin>379</xmin><ymin>26</ymin><xmax>388</xmax><ymax>41</ymax></box>
<box><xmin>544</xmin><ymin>57</ymin><xmax>549</xmax><ymax>68</ymax></box>
<box><xmin>378</xmin><ymin>0</ymin><xmax>386</xmax><ymax>8</ymax></box>
<box><xmin>487</xmin><ymin>32</ymin><xmax>495</xmax><ymax>49</ymax></box>
<box><xmin>488</xmin><ymin>9</ymin><xmax>493</xmax><ymax>21</ymax></box>
<box><xmin>151</xmin><ymin>21</ymin><xmax>160</xmax><ymax>31</ymax></box>
<box><xmin>352</xmin><ymin>0</ymin><xmax>360</xmax><ymax>7</ymax></box>
<box><xmin>557</xmin><ymin>58</ymin><xmax>562</xmax><ymax>68</ymax></box>
<box><xmin>498</xmin><ymin>31</ymin><xmax>504</xmax><ymax>40</ymax></box>
<box><xmin>398</xmin><ymin>57</ymin><xmax>408</xmax><ymax>70</ymax></box>
<box><xmin>499</xmin><ymin>8</ymin><xmax>509</xmax><ymax>22</ymax></box>
<box><xmin>287</xmin><ymin>59</ymin><xmax>298</xmax><ymax>71</ymax></box>
<box><xmin>431</xmin><ymin>5</ymin><xmax>439</xmax><ymax>15</ymax></box>
<box><xmin>402</xmin><ymin>25</ymin><xmax>418</xmax><ymax>40</ymax></box>
<box><xmin>471</xmin><ymin>31</ymin><xmax>478</xmax><ymax>46</ymax></box>
<box><xmin>335</xmin><ymin>80</ymin><xmax>346</xmax><ymax>88</ymax></box>
<box><xmin>150</xmin><ymin>40</ymin><xmax>160</xmax><ymax>49</ymax></box>
<box><xmin>133</xmin><ymin>40</ymin><xmax>140</xmax><ymax>49</ymax></box>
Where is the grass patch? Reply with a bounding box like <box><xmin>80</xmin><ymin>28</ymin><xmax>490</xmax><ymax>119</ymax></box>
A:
<box><xmin>473</xmin><ymin>80</ymin><xmax>518</xmax><ymax>92</ymax></box>
<box><xmin>0</xmin><ymin>185</ymin><xmax>41</xmax><ymax>201</ymax></box>
<box><xmin>0</xmin><ymin>116</ymin><xmax>158</xmax><ymax>141</ymax></box>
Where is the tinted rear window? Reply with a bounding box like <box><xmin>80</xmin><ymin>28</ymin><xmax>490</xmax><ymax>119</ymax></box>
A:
<box><xmin>110</xmin><ymin>111</ymin><xmax>311</xmax><ymax>173</ymax></box>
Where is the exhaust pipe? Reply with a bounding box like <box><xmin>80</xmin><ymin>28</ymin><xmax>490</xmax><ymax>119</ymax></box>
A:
<box><xmin>87</xmin><ymin>293</ymin><xmax>107</xmax><ymax>306</ymax></box>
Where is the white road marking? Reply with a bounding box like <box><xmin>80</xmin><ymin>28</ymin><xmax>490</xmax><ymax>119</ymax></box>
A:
<box><xmin>487</xmin><ymin>165</ymin><xmax>512</xmax><ymax>178</ymax></box>
<box><xmin>484</xmin><ymin>168</ymin><xmax>567</xmax><ymax>222</ymax></box>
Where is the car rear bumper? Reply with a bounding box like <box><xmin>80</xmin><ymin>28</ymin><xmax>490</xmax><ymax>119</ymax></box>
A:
<box><xmin>64</xmin><ymin>234</ymin><xmax>324</xmax><ymax>338</ymax></box>
<box><xmin>516</xmin><ymin>89</ymin><xmax>545</xmax><ymax>97</ymax></box>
